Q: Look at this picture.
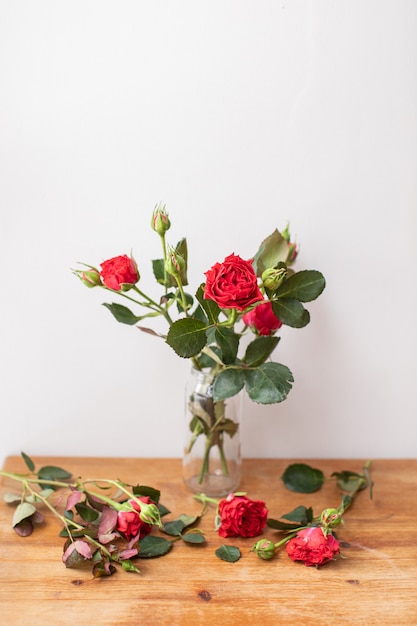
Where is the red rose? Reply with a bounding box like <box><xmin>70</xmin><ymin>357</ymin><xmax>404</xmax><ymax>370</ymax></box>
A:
<box><xmin>242</xmin><ymin>301</ymin><xmax>282</xmax><ymax>336</ymax></box>
<box><xmin>100</xmin><ymin>255</ymin><xmax>139</xmax><ymax>291</ymax></box>
<box><xmin>204</xmin><ymin>253</ymin><xmax>263</xmax><ymax>311</ymax></box>
<box><xmin>116</xmin><ymin>497</ymin><xmax>154</xmax><ymax>540</ymax></box>
<box><xmin>217</xmin><ymin>493</ymin><xmax>268</xmax><ymax>538</ymax></box>
<box><xmin>285</xmin><ymin>526</ymin><xmax>340</xmax><ymax>566</ymax></box>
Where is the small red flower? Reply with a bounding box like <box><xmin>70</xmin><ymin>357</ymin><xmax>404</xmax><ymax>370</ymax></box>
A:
<box><xmin>217</xmin><ymin>493</ymin><xmax>268</xmax><ymax>538</ymax></box>
<box><xmin>100</xmin><ymin>255</ymin><xmax>139</xmax><ymax>291</ymax></box>
<box><xmin>204</xmin><ymin>254</ymin><xmax>263</xmax><ymax>311</ymax></box>
<box><xmin>242</xmin><ymin>301</ymin><xmax>282</xmax><ymax>336</ymax></box>
<box><xmin>285</xmin><ymin>526</ymin><xmax>340</xmax><ymax>566</ymax></box>
<box><xmin>116</xmin><ymin>497</ymin><xmax>154</xmax><ymax>540</ymax></box>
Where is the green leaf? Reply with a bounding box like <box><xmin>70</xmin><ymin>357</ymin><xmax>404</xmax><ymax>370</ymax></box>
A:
<box><xmin>75</xmin><ymin>502</ymin><xmax>99</xmax><ymax>522</ymax></box>
<box><xmin>243</xmin><ymin>362</ymin><xmax>293</xmax><ymax>404</ymax></box>
<box><xmin>3</xmin><ymin>493</ymin><xmax>22</xmax><ymax>504</ymax></box>
<box><xmin>272</xmin><ymin>298</ymin><xmax>310</xmax><ymax>328</ymax></box>
<box><xmin>21</xmin><ymin>451</ymin><xmax>35</xmax><ymax>472</ymax></box>
<box><xmin>213</xmin><ymin>369</ymin><xmax>245</xmax><ymax>402</ymax></box>
<box><xmin>163</xmin><ymin>519</ymin><xmax>185</xmax><ymax>536</ymax></box>
<box><xmin>38</xmin><ymin>465</ymin><xmax>72</xmax><ymax>482</ymax></box>
<box><xmin>102</xmin><ymin>302</ymin><xmax>140</xmax><ymax>325</ymax></box>
<box><xmin>152</xmin><ymin>258</ymin><xmax>167</xmax><ymax>285</ymax></box>
<box><xmin>174</xmin><ymin>237</ymin><xmax>189</xmax><ymax>286</ymax></box>
<box><xmin>132</xmin><ymin>485</ymin><xmax>161</xmax><ymax>503</ymax></box>
<box><xmin>331</xmin><ymin>470</ymin><xmax>367</xmax><ymax>493</ymax></box>
<box><xmin>267</xmin><ymin>518</ymin><xmax>302</xmax><ymax>531</ymax></box>
<box><xmin>215</xmin><ymin>327</ymin><xmax>240</xmax><ymax>364</ymax></box>
<box><xmin>244</xmin><ymin>336</ymin><xmax>280</xmax><ymax>367</ymax></box>
<box><xmin>252</xmin><ymin>229</ymin><xmax>290</xmax><ymax>276</ymax></box>
<box><xmin>181</xmin><ymin>530</ymin><xmax>206</xmax><ymax>544</ymax></box>
<box><xmin>177</xmin><ymin>513</ymin><xmax>200</xmax><ymax>528</ymax></box>
<box><xmin>276</xmin><ymin>270</ymin><xmax>326</xmax><ymax>302</ymax></box>
<box><xmin>12</xmin><ymin>502</ymin><xmax>36</xmax><ymax>527</ymax></box>
<box><xmin>215</xmin><ymin>545</ymin><xmax>241</xmax><ymax>563</ymax></box>
<box><xmin>138</xmin><ymin>535</ymin><xmax>173</xmax><ymax>558</ymax></box>
<box><xmin>281</xmin><ymin>463</ymin><xmax>325</xmax><ymax>493</ymax></box>
<box><xmin>195</xmin><ymin>284</ymin><xmax>220</xmax><ymax>324</ymax></box>
<box><xmin>281</xmin><ymin>505</ymin><xmax>313</xmax><ymax>525</ymax></box>
<box><xmin>121</xmin><ymin>559</ymin><xmax>141</xmax><ymax>574</ymax></box>
<box><xmin>166</xmin><ymin>317</ymin><xmax>208</xmax><ymax>358</ymax></box>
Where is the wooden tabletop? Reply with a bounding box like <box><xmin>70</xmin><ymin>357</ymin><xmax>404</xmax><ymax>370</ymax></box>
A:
<box><xmin>0</xmin><ymin>456</ymin><xmax>416</xmax><ymax>625</ymax></box>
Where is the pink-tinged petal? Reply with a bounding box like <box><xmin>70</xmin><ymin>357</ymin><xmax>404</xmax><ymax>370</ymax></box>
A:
<box><xmin>74</xmin><ymin>540</ymin><xmax>93</xmax><ymax>560</ymax></box>
<box><xmin>119</xmin><ymin>548</ymin><xmax>139</xmax><ymax>560</ymax></box>
<box><xmin>98</xmin><ymin>506</ymin><xmax>118</xmax><ymax>536</ymax></box>
<box><xmin>98</xmin><ymin>532</ymin><xmax>118</xmax><ymax>545</ymax></box>
<box><xmin>66</xmin><ymin>490</ymin><xmax>84</xmax><ymax>511</ymax></box>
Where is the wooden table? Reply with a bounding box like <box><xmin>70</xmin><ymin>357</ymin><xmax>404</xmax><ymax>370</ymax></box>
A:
<box><xmin>0</xmin><ymin>456</ymin><xmax>416</xmax><ymax>625</ymax></box>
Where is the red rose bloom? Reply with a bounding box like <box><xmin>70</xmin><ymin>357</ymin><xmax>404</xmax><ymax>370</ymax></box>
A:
<box><xmin>100</xmin><ymin>254</ymin><xmax>139</xmax><ymax>291</ymax></box>
<box><xmin>285</xmin><ymin>526</ymin><xmax>340</xmax><ymax>566</ymax></box>
<box><xmin>217</xmin><ymin>493</ymin><xmax>268</xmax><ymax>538</ymax></box>
<box><xmin>116</xmin><ymin>497</ymin><xmax>154</xmax><ymax>540</ymax></box>
<box><xmin>204</xmin><ymin>253</ymin><xmax>263</xmax><ymax>311</ymax></box>
<box><xmin>242</xmin><ymin>301</ymin><xmax>282</xmax><ymax>336</ymax></box>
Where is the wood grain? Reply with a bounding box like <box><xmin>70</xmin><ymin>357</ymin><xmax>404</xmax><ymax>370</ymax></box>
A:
<box><xmin>0</xmin><ymin>456</ymin><xmax>416</xmax><ymax>625</ymax></box>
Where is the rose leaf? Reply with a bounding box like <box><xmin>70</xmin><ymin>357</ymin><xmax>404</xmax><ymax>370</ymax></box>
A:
<box><xmin>166</xmin><ymin>318</ymin><xmax>208</xmax><ymax>358</ymax></box>
<box><xmin>215</xmin><ymin>545</ymin><xmax>241</xmax><ymax>563</ymax></box>
<box><xmin>102</xmin><ymin>302</ymin><xmax>141</xmax><ymax>325</ymax></box>
<box><xmin>138</xmin><ymin>535</ymin><xmax>173</xmax><ymax>558</ymax></box>
<box><xmin>281</xmin><ymin>463</ymin><xmax>325</xmax><ymax>493</ymax></box>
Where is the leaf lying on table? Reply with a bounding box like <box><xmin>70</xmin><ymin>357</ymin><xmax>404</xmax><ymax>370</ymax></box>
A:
<box><xmin>215</xmin><ymin>545</ymin><xmax>241</xmax><ymax>563</ymax></box>
<box><xmin>281</xmin><ymin>463</ymin><xmax>325</xmax><ymax>493</ymax></box>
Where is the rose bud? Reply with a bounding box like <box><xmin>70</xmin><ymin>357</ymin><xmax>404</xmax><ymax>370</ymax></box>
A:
<box><xmin>151</xmin><ymin>203</ymin><xmax>171</xmax><ymax>235</ymax></box>
<box><xmin>320</xmin><ymin>508</ymin><xmax>343</xmax><ymax>529</ymax></box>
<box><xmin>74</xmin><ymin>268</ymin><xmax>102</xmax><ymax>288</ymax></box>
<box><xmin>242</xmin><ymin>301</ymin><xmax>282</xmax><ymax>336</ymax></box>
<box><xmin>261</xmin><ymin>267</ymin><xmax>287</xmax><ymax>291</ymax></box>
<box><xmin>165</xmin><ymin>246</ymin><xmax>185</xmax><ymax>278</ymax></box>
<box><xmin>251</xmin><ymin>539</ymin><xmax>276</xmax><ymax>560</ymax></box>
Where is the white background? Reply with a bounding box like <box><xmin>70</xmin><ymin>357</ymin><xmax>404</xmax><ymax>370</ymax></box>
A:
<box><xmin>1</xmin><ymin>1</ymin><xmax>416</xmax><ymax>467</ymax></box>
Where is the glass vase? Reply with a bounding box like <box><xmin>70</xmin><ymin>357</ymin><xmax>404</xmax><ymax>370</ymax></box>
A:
<box><xmin>183</xmin><ymin>368</ymin><xmax>242</xmax><ymax>496</ymax></box>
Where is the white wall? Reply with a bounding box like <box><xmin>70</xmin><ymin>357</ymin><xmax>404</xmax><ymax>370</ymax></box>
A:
<box><xmin>1</xmin><ymin>1</ymin><xmax>416</xmax><ymax>466</ymax></box>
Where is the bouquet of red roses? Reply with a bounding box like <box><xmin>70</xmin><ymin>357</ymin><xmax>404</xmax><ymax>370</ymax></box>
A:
<box><xmin>74</xmin><ymin>205</ymin><xmax>325</xmax><ymax>489</ymax></box>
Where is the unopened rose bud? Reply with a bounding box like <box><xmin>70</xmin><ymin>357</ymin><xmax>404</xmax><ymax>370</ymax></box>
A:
<box><xmin>320</xmin><ymin>508</ymin><xmax>343</xmax><ymax>529</ymax></box>
<box><xmin>137</xmin><ymin>501</ymin><xmax>163</xmax><ymax>529</ymax></box>
<box><xmin>74</xmin><ymin>268</ymin><xmax>102</xmax><ymax>288</ymax></box>
<box><xmin>262</xmin><ymin>267</ymin><xmax>287</xmax><ymax>290</ymax></box>
<box><xmin>251</xmin><ymin>539</ymin><xmax>276</xmax><ymax>560</ymax></box>
<box><xmin>165</xmin><ymin>246</ymin><xmax>185</xmax><ymax>277</ymax></box>
<box><xmin>151</xmin><ymin>203</ymin><xmax>171</xmax><ymax>235</ymax></box>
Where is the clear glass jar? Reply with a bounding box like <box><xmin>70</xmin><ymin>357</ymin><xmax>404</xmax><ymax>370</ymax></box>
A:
<box><xmin>183</xmin><ymin>368</ymin><xmax>242</xmax><ymax>496</ymax></box>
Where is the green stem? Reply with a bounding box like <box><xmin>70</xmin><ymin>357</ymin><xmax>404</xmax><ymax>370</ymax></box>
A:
<box><xmin>174</xmin><ymin>275</ymin><xmax>189</xmax><ymax>317</ymax></box>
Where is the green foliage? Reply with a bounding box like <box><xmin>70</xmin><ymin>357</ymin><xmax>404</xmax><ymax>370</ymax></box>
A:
<box><xmin>166</xmin><ymin>318</ymin><xmax>208</xmax><ymax>357</ymax></box>
<box><xmin>244</xmin><ymin>336</ymin><xmax>280</xmax><ymax>368</ymax></box>
<box><xmin>215</xmin><ymin>545</ymin><xmax>241</xmax><ymax>563</ymax></box>
<box><xmin>138</xmin><ymin>535</ymin><xmax>173</xmax><ymax>558</ymax></box>
<box><xmin>243</xmin><ymin>362</ymin><xmax>294</xmax><ymax>404</ymax></box>
<box><xmin>275</xmin><ymin>270</ymin><xmax>326</xmax><ymax>302</ymax></box>
<box><xmin>252</xmin><ymin>229</ymin><xmax>290</xmax><ymax>276</ymax></box>
<box><xmin>281</xmin><ymin>463</ymin><xmax>325</xmax><ymax>493</ymax></box>
<box><xmin>102</xmin><ymin>302</ymin><xmax>141</xmax><ymax>325</ymax></box>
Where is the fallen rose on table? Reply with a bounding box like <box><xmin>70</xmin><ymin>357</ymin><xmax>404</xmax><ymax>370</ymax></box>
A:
<box><xmin>195</xmin><ymin>460</ymin><xmax>373</xmax><ymax>565</ymax></box>
<box><xmin>0</xmin><ymin>454</ymin><xmax>373</xmax><ymax>574</ymax></box>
